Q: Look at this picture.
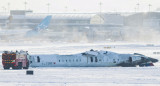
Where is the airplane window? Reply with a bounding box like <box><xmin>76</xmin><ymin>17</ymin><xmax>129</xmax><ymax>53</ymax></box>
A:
<box><xmin>99</xmin><ymin>59</ymin><xmax>101</xmax><ymax>61</ymax></box>
<box><xmin>129</xmin><ymin>57</ymin><xmax>132</xmax><ymax>63</ymax></box>
<box><xmin>59</xmin><ymin>60</ymin><xmax>60</xmax><ymax>62</ymax></box>
<box><xmin>95</xmin><ymin>57</ymin><xmax>98</xmax><ymax>62</ymax></box>
<box><xmin>91</xmin><ymin>57</ymin><xmax>93</xmax><ymax>62</ymax></box>
<box><xmin>73</xmin><ymin>59</ymin><xmax>74</xmax><ymax>62</ymax></box>
<box><xmin>48</xmin><ymin>62</ymin><xmax>52</xmax><ymax>65</ymax></box>
<box><xmin>37</xmin><ymin>56</ymin><xmax>40</xmax><ymax>62</ymax></box>
<box><xmin>66</xmin><ymin>60</ymin><xmax>67</xmax><ymax>62</ymax></box>
<box><xmin>80</xmin><ymin>59</ymin><xmax>81</xmax><ymax>62</ymax></box>
<box><xmin>76</xmin><ymin>59</ymin><xmax>78</xmax><ymax>62</ymax></box>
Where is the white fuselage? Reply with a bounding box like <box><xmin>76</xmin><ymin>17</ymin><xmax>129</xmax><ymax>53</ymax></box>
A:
<box><xmin>29</xmin><ymin>50</ymin><xmax>142</xmax><ymax>67</ymax></box>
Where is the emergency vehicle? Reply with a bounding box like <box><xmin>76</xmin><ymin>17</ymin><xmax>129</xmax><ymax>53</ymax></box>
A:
<box><xmin>2</xmin><ymin>50</ymin><xmax>29</xmax><ymax>69</ymax></box>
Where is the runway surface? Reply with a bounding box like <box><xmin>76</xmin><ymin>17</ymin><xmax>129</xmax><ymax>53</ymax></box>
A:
<box><xmin>0</xmin><ymin>42</ymin><xmax>160</xmax><ymax>86</ymax></box>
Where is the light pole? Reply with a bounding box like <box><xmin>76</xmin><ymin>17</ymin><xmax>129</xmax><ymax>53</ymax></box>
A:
<box><xmin>8</xmin><ymin>3</ymin><xmax>10</xmax><ymax>13</ymax></box>
<box><xmin>135</xmin><ymin>7</ymin><xmax>137</xmax><ymax>13</ymax></box>
<box><xmin>65</xmin><ymin>6</ymin><xmax>68</xmax><ymax>12</ymax></box>
<box><xmin>99</xmin><ymin>2</ymin><xmax>102</xmax><ymax>13</ymax></box>
<box><xmin>47</xmin><ymin>3</ymin><xmax>50</xmax><ymax>13</ymax></box>
<box><xmin>136</xmin><ymin>3</ymin><xmax>140</xmax><ymax>12</ymax></box>
<box><xmin>99</xmin><ymin>2</ymin><xmax>102</xmax><ymax>24</ymax></box>
<box><xmin>148</xmin><ymin>4</ymin><xmax>152</xmax><ymax>12</ymax></box>
<box><xmin>24</xmin><ymin>1</ymin><xmax>27</xmax><ymax>11</ymax></box>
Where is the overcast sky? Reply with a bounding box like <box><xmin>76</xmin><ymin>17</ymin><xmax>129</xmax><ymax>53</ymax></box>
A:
<box><xmin>0</xmin><ymin>0</ymin><xmax>160</xmax><ymax>13</ymax></box>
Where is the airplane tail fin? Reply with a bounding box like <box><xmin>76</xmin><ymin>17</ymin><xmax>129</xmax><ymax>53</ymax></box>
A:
<box><xmin>34</xmin><ymin>15</ymin><xmax>52</xmax><ymax>32</ymax></box>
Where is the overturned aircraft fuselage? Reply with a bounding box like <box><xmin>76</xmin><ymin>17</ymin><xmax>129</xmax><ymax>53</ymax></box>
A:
<box><xmin>29</xmin><ymin>50</ymin><xmax>158</xmax><ymax>67</ymax></box>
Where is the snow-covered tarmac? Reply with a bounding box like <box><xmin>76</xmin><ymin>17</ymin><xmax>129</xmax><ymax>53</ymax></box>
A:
<box><xmin>0</xmin><ymin>42</ymin><xmax>160</xmax><ymax>86</ymax></box>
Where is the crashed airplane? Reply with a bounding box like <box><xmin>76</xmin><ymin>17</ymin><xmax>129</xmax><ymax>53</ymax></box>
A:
<box><xmin>29</xmin><ymin>49</ymin><xmax>158</xmax><ymax>67</ymax></box>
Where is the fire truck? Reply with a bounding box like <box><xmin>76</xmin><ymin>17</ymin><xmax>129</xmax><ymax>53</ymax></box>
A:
<box><xmin>2</xmin><ymin>50</ymin><xmax>30</xmax><ymax>69</ymax></box>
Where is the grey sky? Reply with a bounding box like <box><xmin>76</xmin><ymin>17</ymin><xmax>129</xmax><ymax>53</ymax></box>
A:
<box><xmin>0</xmin><ymin>0</ymin><xmax>159</xmax><ymax>13</ymax></box>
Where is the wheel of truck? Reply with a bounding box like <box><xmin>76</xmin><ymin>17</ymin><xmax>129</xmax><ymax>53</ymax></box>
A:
<box><xmin>23</xmin><ymin>62</ymin><xmax>29</xmax><ymax>69</ymax></box>
<box><xmin>12</xmin><ymin>66</ymin><xmax>18</xmax><ymax>69</ymax></box>
<box><xmin>23</xmin><ymin>67</ymin><xmax>28</xmax><ymax>69</ymax></box>
<box><xmin>18</xmin><ymin>62</ymin><xmax>22</xmax><ymax>69</ymax></box>
<box><xmin>3</xmin><ymin>66</ymin><xmax>10</xmax><ymax>69</ymax></box>
<box><xmin>18</xmin><ymin>65</ymin><xmax>22</xmax><ymax>69</ymax></box>
<box><xmin>12</xmin><ymin>66</ymin><xmax>15</xmax><ymax>69</ymax></box>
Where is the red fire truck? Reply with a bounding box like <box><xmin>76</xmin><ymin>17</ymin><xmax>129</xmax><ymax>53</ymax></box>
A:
<box><xmin>2</xmin><ymin>50</ymin><xmax>30</xmax><ymax>69</ymax></box>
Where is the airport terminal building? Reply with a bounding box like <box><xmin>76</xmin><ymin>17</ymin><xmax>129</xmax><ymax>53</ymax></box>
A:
<box><xmin>0</xmin><ymin>10</ymin><xmax>160</xmax><ymax>30</ymax></box>
<box><xmin>0</xmin><ymin>10</ymin><xmax>124</xmax><ymax>30</ymax></box>
<box><xmin>0</xmin><ymin>10</ymin><xmax>160</xmax><ymax>42</ymax></box>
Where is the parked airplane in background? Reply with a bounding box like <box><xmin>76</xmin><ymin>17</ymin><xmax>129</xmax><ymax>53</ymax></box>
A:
<box><xmin>29</xmin><ymin>49</ymin><xmax>158</xmax><ymax>67</ymax></box>
<box><xmin>25</xmin><ymin>15</ymin><xmax>52</xmax><ymax>37</ymax></box>
<box><xmin>0</xmin><ymin>15</ymin><xmax>52</xmax><ymax>41</ymax></box>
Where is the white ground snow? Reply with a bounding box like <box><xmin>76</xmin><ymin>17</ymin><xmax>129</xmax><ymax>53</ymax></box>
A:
<box><xmin>0</xmin><ymin>42</ymin><xmax>160</xmax><ymax>86</ymax></box>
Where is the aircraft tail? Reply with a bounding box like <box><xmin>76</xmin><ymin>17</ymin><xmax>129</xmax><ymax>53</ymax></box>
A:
<box><xmin>34</xmin><ymin>15</ymin><xmax>52</xmax><ymax>32</ymax></box>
